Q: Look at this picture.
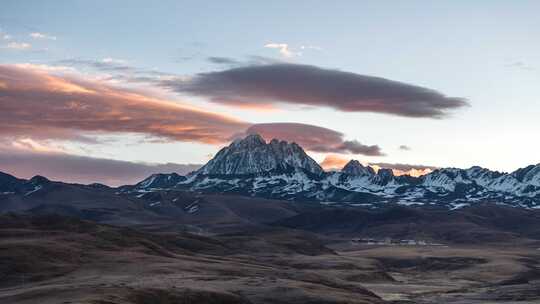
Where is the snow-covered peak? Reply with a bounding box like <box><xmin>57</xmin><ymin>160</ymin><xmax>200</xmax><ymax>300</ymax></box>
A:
<box><xmin>376</xmin><ymin>168</ymin><xmax>395</xmax><ymax>181</ymax></box>
<box><xmin>196</xmin><ymin>133</ymin><xmax>323</xmax><ymax>176</ymax></box>
<box><xmin>463</xmin><ymin>166</ymin><xmax>503</xmax><ymax>186</ymax></box>
<box><xmin>418</xmin><ymin>165</ymin><xmax>540</xmax><ymax>197</ymax></box>
<box><xmin>231</xmin><ymin>133</ymin><xmax>266</xmax><ymax>148</ymax></box>
<box><xmin>341</xmin><ymin>160</ymin><xmax>375</xmax><ymax>176</ymax></box>
<box><xmin>420</xmin><ymin>168</ymin><xmax>471</xmax><ymax>191</ymax></box>
<box><xmin>513</xmin><ymin>164</ymin><xmax>540</xmax><ymax>186</ymax></box>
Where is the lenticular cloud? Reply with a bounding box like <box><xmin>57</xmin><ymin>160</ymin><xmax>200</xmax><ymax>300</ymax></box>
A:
<box><xmin>164</xmin><ymin>63</ymin><xmax>468</xmax><ymax>118</ymax></box>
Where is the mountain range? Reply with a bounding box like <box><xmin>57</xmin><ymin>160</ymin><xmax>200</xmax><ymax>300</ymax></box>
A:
<box><xmin>1</xmin><ymin>133</ymin><xmax>540</xmax><ymax>210</ymax></box>
<box><xmin>121</xmin><ymin>134</ymin><xmax>540</xmax><ymax>210</ymax></box>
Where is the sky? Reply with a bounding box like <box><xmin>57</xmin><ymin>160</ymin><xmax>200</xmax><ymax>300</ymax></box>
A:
<box><xmin>1</xmin><ymin>1</ymin><xmax>539</xmax><ymax>185</ymax></box>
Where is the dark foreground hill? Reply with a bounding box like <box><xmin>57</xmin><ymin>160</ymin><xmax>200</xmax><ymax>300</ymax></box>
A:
<box><xmin>2</xmin><ymin>170</ymin><xmax>540</xmax><ymax>246</ymax></box>
<box><xmin>2</xmin><ymin>213</ymin><xmax>540</xmax><ymax>303</ymax></box>
<box><xmin>274</xmin><ymin>204</ymin><xmax>540</xmax><ymax>244</ymax></box>
<box><xmin>0</xmin><ymin>214</ymin><xmax>384</xmax><ymax>304</ymax></box>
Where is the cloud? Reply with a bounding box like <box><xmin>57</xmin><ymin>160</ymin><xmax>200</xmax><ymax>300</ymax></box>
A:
<box><xmin>0</xmin><ymin>28</ymin><xmax>12</xmax><ymax>40</ymax></box>
<box><xmin>29</xmin><ymin>32</ymin><xmax>57</xmax><ymax>40</ymax></box>
<box><xmin>102</xmin><ymin>57</ymin><xmax>127</xmax><ymax>64</ymax></box>
<box><xmin>5</xmin><ymin>42</ymin><xmax>31</xmax><ymax>50</ymax></box>
<box><xmin>399</xmin><ymin>145</ymin><xmax>411</xmax><ymax>151</ymax></box>
<box><xmin>246</xmin><ymin>55</ymin><xmax>283</xmax><ymax>65</ymax></box>
<box><xmin>57</xmin><ymin>58</ymin><xmax>135</xmax><ymax>73</ymax></box>
<box><xmin>370</xmin><ymin>162</ymin><xmax>437</xmax><ymax>177</ymax></box>
<box><xmin>0</xmin><ymin>149</ymin><xmax>201</xmax><ymax>186</ymax></box>
<box><xmin>339</xmin><ymin>140</ymin><xmax>384</xmax><ymax>156</ymax></box>
<box><xmin>300</xmin><ymin>45</ymin><xmax>322</xmax><ymax>51</ymax></box>
<box><xmin>264</xmin><ymin>43</ymin><xmax>298</xmax><ymax>58</ymax></box>
<box><xmin>0</xmin><ymin>64</ymin><xmax>249</xmax><ymax>144</ymax></box>
<box><xmin>166</xmin><ymin>63</ymin><xmax>468</xmax><ymax>118</ymax></box>
<box><xmin>245</xmin><ymin>123</ymin><xmax>384</xmax><ymax>156</ymax></box>
<box><xmin>13</xmin><ymin>63</ymin><xmax>75</xmax><ymax>73</ymax></box>
<box><xmin>320</xmin><ymin>155</ymin><xmax>437</xmax><ymax>176</ymax></box>
<box><xmin>371</xmin><ymin>162</ymin><xmax>437</xmax><ymax>172</ymax></box>
<box><xmin>207</xmin><ymin>56</ymin><xmax>240</xmax><ymax>65</ymax></box>
<box><xmin>56</xmin><ymin>58</ymin><xmax>174</xmax><ymax>84</ymax></box>
<box><xmin>320</xmin><ymin>154</ymin><xmax>349</xmax><ymax>170</ymax></box>
<box><xmin>505</xmin><ymin>61</ymin><xmax>535</xmax><ymax>71</ymax></box>
<box><xmin>0</xmin><ymin>64</ymin><xmax>388</xmax><ymax>162</ymax></box>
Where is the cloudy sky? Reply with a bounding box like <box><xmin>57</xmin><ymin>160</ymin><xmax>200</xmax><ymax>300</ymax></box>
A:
<box><xmin>1</xmin><ymin>1</ymin><xmax>539</xmax><ymax>185</ymax></box>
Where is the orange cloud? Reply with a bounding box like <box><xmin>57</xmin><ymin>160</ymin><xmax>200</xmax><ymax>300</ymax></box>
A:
<box><xmin>320</xmin><ymin>154</ymin><xmax>350</xmax><ymax>171</ymax></box>
<box><xmin>0</xmin><ymin>64</ymin><xmax>387</xmax><ymax>154</ymax></box>
<box><xmin>392</xmin><ymin>168</ymin><xmax>434</xmax><ymax>177</ymax></box>
<box><xmin>320</xmin><ymin>156</ymin><xmax>435</xmax><ymax>177</ymax></box>
<box><xmin>0</xmin><ymin>64</ymin><xmax>249</xmax><ymax>144</ymax></box>
<box><xmin>370</xmin><ymin>162</ymin><xmax>436</xmax><ymax>177</ymax></box>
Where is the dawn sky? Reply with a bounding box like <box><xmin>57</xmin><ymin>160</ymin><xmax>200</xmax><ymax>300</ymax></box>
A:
<box><xmin>1</xmin><ymin>1</ymin><xmax>539</xmax><ymax>185</ymax></box>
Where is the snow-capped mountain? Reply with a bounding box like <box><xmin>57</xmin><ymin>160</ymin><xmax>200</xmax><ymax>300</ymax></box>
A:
<box><xmin>196</xmin><ymin>134</ymin><xmax>323</xmax><ymax>176</ymax></box>
<box><xmin>177</xmin><ymin>134</ymin><xmax>326</xmax><ymax>201</ymax></box>
<box><xmin>420</xmin><ymin>166</ymin><xmax>540</xmax><ymax>199</ymax></box>
<box><xmin>1</xmin><ymin>133</ymin><xmax>539</xmax><ymax>210</ymax></box>
<box><xmin>341</xmin><ymin>160</ymin><xmax>375</xmax><ymax>176</ymax></box>
<box><xmin>120</xmin><ymin>134</ymin><xmax>540</xmax><ymax>209</ymax></box>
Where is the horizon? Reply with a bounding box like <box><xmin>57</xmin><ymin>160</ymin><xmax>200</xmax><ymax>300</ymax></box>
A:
<box><xmin>1</xmin><ymin>1</ymin><xmax>539</xmax><ymax>185</ymax></box>
<box><xmin>2</xmin><ymin>131</ymin><xmax>538</xmax><ymax>187</ymax></box>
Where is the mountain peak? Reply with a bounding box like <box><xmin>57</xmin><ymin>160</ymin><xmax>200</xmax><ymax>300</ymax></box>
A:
<box><xmin>376</xmin><ymin>168</ymin><xmax>394</xmax><ymax>180</ymax></box>
<box><xmin>196</xmin><ymin>134</ymin><xmax>323</xmax><ymax>176</ymax></box>
<box><xmin>232</xmin><ymin>133</ymin><xmax>266</xmax><ymax>147</ymax></box>
<box><xmin>513</xmin><ymin>164</ymin><xmax>540</xmax><ymax>186</ymax></box>
<box><xmin>342</xmin><ymin>160</ymin><xmax>375</xmax><ymax>176</ymax></box>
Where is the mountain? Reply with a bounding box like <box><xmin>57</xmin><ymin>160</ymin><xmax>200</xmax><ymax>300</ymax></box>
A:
<box><xmin>120</xmin><ymin>134</ymin><xmax>540</xmax><ymax>210</ymax></box>
<box><xmin>0</xmin><ymin>172</ymin><xmax>53</xmax><ymax>196</ymax></box>
<box><xmin>168</xmin><ymin>134</ymin><xmax>330</xmax><ymax>201</ymax></box>
<box><xmin>197</xmin><ymin>134</ymin><xmax>323</xmax><ymax>176</ymax></box>
<box><xmin>2</xmin><ymin>134</ymin><xmax>540</xmax><ymax>210</ymax></box>
<box><xmin>133</xmin><ymin>173</ymin><xmax>187</xmax><ymax>190</ymax></box>
<box><xmin>421</xmin><ymin>166</ymin><xmax>540</xmax><ymax>198</ymax></box>
<box><xmin>342</xmin><ymin>160</ymin><xmax>375</xmax><ymax>176</ymax></box>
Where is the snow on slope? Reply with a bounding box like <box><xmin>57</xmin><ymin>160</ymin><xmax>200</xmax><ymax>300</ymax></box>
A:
<box><xmin>196</xmin><ymin>134</ymin><xmax>323</xmax><ymax>176</ymax></box>
<box><xmin>128</xmin><ymin>134</ymin><xmax>540</xmax><ymax>208</ymax></box>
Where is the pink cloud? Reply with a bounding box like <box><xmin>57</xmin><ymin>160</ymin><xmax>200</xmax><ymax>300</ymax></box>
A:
<box><xmin>0</xmin><ymin>64</ymin><xmax>249</xmax><ymax>144</ymax></box>
<box><xmin>246</xmin><ymin>123</ymin><xmax>384</xmax><ymax>156</ymax></box>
